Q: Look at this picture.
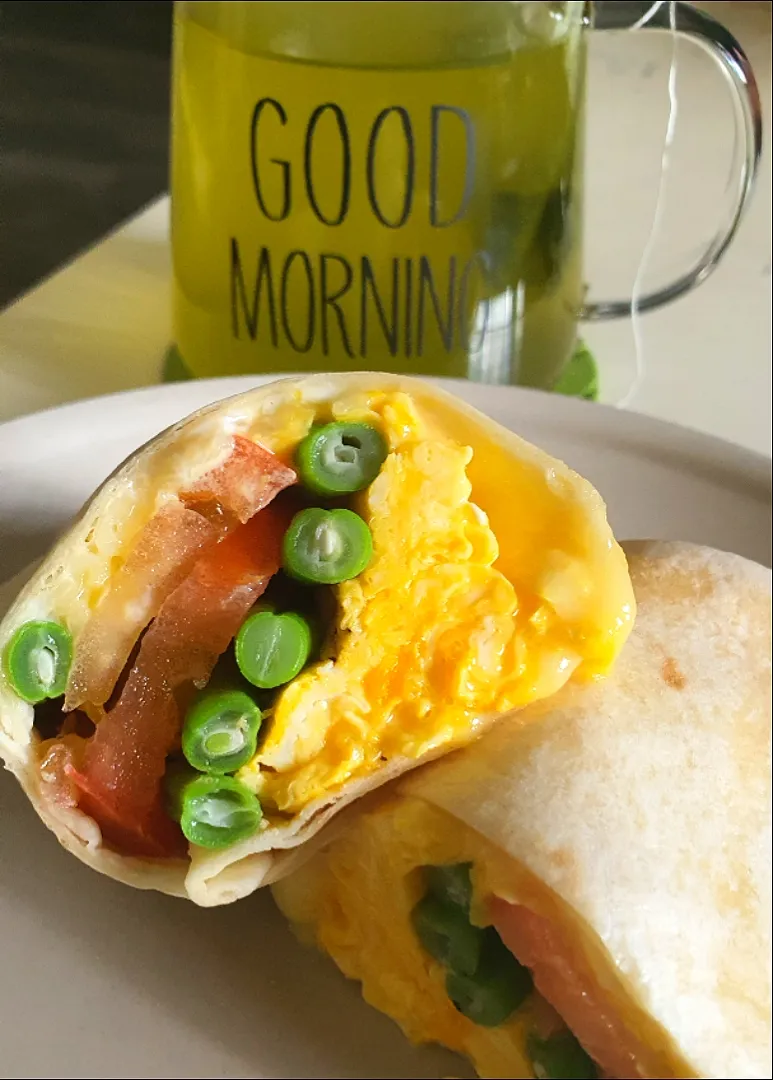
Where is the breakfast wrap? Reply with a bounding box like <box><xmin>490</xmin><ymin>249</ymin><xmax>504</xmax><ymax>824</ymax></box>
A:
<box><xmin>274</xmin><ymin>541</ymin><xmax>772</xmax><ymax>1080</ymax></box>
<box><xmin>0</xmin><ymin>373</ymin><xmax>633</xmax><ymax>906</ymax></box>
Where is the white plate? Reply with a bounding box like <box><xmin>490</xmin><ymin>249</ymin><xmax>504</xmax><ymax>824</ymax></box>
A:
<box><xmin>0</xmin><ymin>378</ymin><xmax>770</xmax><ymax>1080</ymax></box>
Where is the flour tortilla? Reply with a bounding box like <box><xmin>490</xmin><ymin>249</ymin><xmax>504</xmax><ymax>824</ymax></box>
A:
<box><xmin>0</xmin><ymin>372</ymin><xmax>631</xmax><ymax>906</ymax></box>
<box><xmin>394</xmin><ymin>541</ymin><xmax>771</xmax><ymax>1079</ymax></box>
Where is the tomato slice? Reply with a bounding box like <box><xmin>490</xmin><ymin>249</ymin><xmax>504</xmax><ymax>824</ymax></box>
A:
<box><xmin>69</xmin><ymin>502</ymin><xmax>290</xmax><ymax>855</ymax></box>
<box><xmin>491</xmin><ymin>898</ymin><xmax>646</xmax><ymax>1080</ymax></box>
<box><xmin>67</xmin><ymin>763</ymin><xmax>188</xmax><ymax>858</ymax></box>
<box><xmin>65</xmin><ymin>503</ymin><xmax>218</xmax><ymax>711</ymax></box>
<box><xmin>65</xmin><ymin>438</ymin><xmax>295</xmax><ymax>713</ymax></box>
<box><xmin>182</xmin><ymin>435</ymin><xmax>297</xmax><ymax>525</ymax></box>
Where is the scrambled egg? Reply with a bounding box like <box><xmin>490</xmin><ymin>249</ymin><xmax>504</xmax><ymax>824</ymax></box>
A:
<box><xmin>273</xmin><ymin>795</ymin><xmax>555</xmax><ymax>1080</ymax></box>
<box><xmin>239</xmin><ymin>390</ymin><xmax>631</xmax><ymax>814</ymax></box>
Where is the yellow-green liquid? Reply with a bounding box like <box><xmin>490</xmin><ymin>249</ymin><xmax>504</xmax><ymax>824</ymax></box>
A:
<box><xmin>171</xmin><ymin>1</ymin><xmax>586</xmax><ymax>386</ymax></box>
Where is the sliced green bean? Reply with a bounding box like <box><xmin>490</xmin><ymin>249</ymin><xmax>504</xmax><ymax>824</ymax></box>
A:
<box><xmin>445</xmin><ymin>928</ymin><xmax>532</xmax><ymax>1027</ymax></box>
<box><xmin>2</xmin><ymin>620</ymin><xmax>73</xmax><ymax>704</ymax></box>
<box><xmin>166</xmin><ymin>770</ymin><xmax>262</xmax><ymax>849</ymax></box>
<box><xmin>425</xmin><ymin>863</ymin><xmax>474</xmax><ymax>913</ymax></box>
<box><xmin>295</xmin><ymin>422</ymin><xmax>388</xmax><ymax>496</ymax></box>
<box><xmin>412</xmin><ymin>894</ymin><xmax>484</xmax><ymax>976</ymax></box>
<box><xmin>235</xmin><ymin>608</ymin><xmax>312</xmax><ymax>689</ymax></box>
<box><xmin>282</xmin><ymin>508</ymin><xmax>372</xmax><ymax>585</ymax></box>
<box><xmin>527</xmin><ymin>1031</ymin><xmax>598</xmax><ymax>1078</ymax></box>
<box><xmin>181</xmin><ymin>687</ymin><xmax>262</xmax><ymax>774</ymax></box>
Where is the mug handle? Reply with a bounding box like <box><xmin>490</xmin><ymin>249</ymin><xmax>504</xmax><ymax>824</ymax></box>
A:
<box><xmin>583</xmin><ymin>0</ymin><xmax>763</xmax><ymax>320</ymax></box>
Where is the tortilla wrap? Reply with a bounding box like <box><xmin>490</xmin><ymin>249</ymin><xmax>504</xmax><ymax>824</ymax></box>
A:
<box><xmin>0</xmin><ymin>373</ymin><xmax>633</xmax><ymax>906</ymax></box>
<box><xmin>274</xmin><ymin>541</ymin><xmax>772</xmax><ymax>1079</ymax></box>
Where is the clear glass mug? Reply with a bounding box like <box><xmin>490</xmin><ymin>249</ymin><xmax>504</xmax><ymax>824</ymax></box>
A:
<box><xmin>170</xmin><ymin>1</ymin><xmax>762</xmax><ymax>388</ymax></box>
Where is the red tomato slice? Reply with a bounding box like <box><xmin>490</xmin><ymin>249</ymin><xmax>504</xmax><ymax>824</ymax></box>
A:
<box><xmin>65</xmin><ymin>437</ymin><xmax>295</xmax><ymax>712</ymax></box>
<box><xmin>69</xmin><ymin>501</ymin><xmax>290</xmax><ymax>854</ymax></box>
<box><xmin>66</xmin><ymin>503</ymin><xmax>218</xmax><ymax>711</ymax></box>
<box><xmin>182</xmin><ymin>435</ymin><xmax>297</xmax><ymax>524</ymax></box>
<box><xmin>67</xmin><ymin>763</ymin><xmax>187</xmax><ymax>859</ymax></box>
<box><xmin>491</xmin><ymin>898</ymin><xmax>647</xmax><ymax>1080</ymax></box>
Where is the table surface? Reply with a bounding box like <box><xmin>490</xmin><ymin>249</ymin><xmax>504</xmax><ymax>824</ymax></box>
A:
<box><xmin>0</xmin><ymin>1</ymin><xmax>770</xmax><ymax>456</ymax></box>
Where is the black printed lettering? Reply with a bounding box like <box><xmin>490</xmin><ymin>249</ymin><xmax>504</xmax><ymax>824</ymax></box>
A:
<box><xmin>430</xmin><ymin>105</ymin><xmax>476</xmax><ymax>227</ymax></box>
<box><xmin>403</xmin><ymin>257</ymin><xmax>414</xmax><ymax>357</ymax></box>
<box><xmin>366</xmin><ymin>107</ymin><xmax>415</xmax><ymax>229</ymax></box>
<box><xmin>417</xmin><ymin>256</ymin><xmax>456</xmax><ymax>355</ymax></box>
<box><xmin>320</xmin><ymin>253</ymin><xmax>355</xmax><ymax>357</ymax></box>
<box><xmin>280</xmin><ymin>251</ymin><xmax>315</xmax><ymax>353</ymax></box>
<box><xmin>230</xmin><ymin>238</ymin><xmax>278</xmax><ymax>346</ymax></box>
<box><xmin>360</xmin><ymin>256</ymin><xmax>399</xmax><ymax>358</ymax></box>
<box><xmin>304</xmin><ymin>104</ymin><xmax>351</xmax><ymax>226</ymax></box>
<box><xmin>250</xmin><ymin>98</ymin><xmax>291</xmax><ymax>222</ymax></box>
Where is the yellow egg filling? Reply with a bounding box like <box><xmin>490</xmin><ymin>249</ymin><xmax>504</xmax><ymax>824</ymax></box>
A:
<box><xmin>273</xmin><ymin>796</ymin><xmax>549</xmax><ymax>1079</ymax></box>
<box><xmin>238</xmin><ymin>391</ymin><xmax>631</xmax><ymax>815</ymax></box>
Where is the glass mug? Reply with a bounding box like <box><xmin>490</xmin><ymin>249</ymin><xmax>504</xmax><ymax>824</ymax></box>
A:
<box><xmin>170</xmin><ymin>1</ymin><xmax>762</xmax><ymax>388</ymax></box>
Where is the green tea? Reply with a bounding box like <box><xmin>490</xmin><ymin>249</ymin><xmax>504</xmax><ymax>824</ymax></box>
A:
<box><xmin>171</xmin><ymin>1</ymin><xmax>586</xmax><ymax>386</ymax></box>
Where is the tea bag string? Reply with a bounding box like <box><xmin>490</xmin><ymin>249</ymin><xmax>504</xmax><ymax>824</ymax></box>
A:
<box><xmin>620</xmin><ymin>0</ymin><xmax>679</xmax><ymax>409</ymax></box>
<box><xmin>630</xmin><ymin>1</ymin><xmax>671</xmax><ymax>31</ymax></box>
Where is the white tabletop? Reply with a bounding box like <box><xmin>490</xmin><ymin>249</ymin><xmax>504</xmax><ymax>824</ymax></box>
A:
<box><xmin>0</xmin><ymin>1</ymin><xmax>770</xmax><ymax>456</ymax></box>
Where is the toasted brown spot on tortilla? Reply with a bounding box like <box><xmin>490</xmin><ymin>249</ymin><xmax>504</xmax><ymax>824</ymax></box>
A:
<box><xmin>661</xmin><ymin>657</ymin><xmax>687</xmax><ymax>690</ymax></box>
<box><xmin>546</xmin><ymin>847</ymin><xmax>574</xmax><ymax>872</ymax></box>
<box><xmin>544</xmin><ymin>846</ymin><xmax>581</xmax><ymax>893</ymax></box>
